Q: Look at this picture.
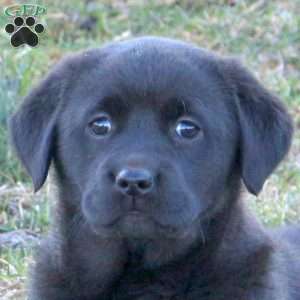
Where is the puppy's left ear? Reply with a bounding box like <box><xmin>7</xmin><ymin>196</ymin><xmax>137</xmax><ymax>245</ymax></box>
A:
<box><xmin>219</xmin><ymin>59</ymin><xmax>293</xmax><ymax>195</ymax></box>
<box><xmin>9</xmin><ymin>56</ymin><xmax>75</xmax><ymax>192</ymax></box>
<box><xmin>9</xmin><ymin>72</ymin><xmax>61</xmax><ymax>192</ymax></box>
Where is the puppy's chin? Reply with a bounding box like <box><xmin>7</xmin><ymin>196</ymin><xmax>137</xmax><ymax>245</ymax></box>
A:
<box><xmin>86</xmin><ymin>212</ymin><xmax>188</xmax><ymax>240</ymax></box>
<box><xmin>118</xmin><ymin>213</ymin><xmax>158</xmax><ymax>238</ymax></box>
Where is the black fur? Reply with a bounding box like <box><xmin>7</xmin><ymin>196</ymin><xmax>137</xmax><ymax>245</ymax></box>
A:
<box><xmin>10</xmin><ymin>37</ymin><xmax>299</xmax><ymax>300</ymax></box>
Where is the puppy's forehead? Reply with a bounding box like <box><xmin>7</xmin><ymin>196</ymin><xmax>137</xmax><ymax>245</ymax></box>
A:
<box><xmin>69</xmin><ymin>37</ymin><xmax>228</xmax><ymax>109</ymax></box>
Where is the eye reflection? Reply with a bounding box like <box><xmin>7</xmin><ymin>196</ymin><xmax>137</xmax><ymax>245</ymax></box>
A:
<box><xmin>175</xmin><ymin>120</ymin><xmax>200</xmax><ymax>139</ymax></box>
<box><xmin>89</xmin><ymin>117</ymin><xmax>112</xmax><ymax>136</ymax></box>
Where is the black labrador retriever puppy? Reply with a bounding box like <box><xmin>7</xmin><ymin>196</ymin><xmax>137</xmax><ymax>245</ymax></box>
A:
<box><xmin>10</xmin><ymin>37</ymin><xmax>300</xmax><ymax>300</ymax></box>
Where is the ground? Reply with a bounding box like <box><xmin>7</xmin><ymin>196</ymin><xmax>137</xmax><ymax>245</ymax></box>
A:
<box><xmin>0</xmin><ymin>1</ymin><xmax>299</xmax><ymax>299</ymax></box>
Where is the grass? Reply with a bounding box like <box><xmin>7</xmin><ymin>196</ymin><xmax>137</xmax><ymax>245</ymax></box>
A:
<box><xmin>0</xmin><ymin>0</ymin><xmax>299</xmax><ymax>299</ymax></box>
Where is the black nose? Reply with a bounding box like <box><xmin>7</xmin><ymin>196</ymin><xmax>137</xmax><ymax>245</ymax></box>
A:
<box><xmin>115</xmin><ymin>168</ymin><xmax>154</xmax><ymax>196</ymax></box>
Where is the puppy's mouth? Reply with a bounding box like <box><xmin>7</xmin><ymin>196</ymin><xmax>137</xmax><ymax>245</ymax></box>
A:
<box><xmin>103</xmin><ymin>195</ymin><xmax>152</xmax><ymax>226</ymax></box>
<box><xmin>103</xmin><ymin>205</ymin><xmax>179</xmax><ymax>237</ymax></box>
<box><xmin>104</xmin><ymin>209</ymin><xmax>154</xmax><ymax>227</ymax></box>
<box><xmin>84</xmin><ymin>192</ymin><xmax>201</xmax><ymax>238</ymax></box>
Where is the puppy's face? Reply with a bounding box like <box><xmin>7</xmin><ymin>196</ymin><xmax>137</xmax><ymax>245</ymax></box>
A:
<box><xmin>57</xmin><ymin>49</ymin><xmax>238</xmax><ymax>238</ymax></box>
<box><xmin>10</xmin><ymin>37</ymin><xmax>292</xmax><ymax>241</ymax></box>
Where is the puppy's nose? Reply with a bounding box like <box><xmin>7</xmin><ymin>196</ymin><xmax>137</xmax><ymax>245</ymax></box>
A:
<box><xmin>115</xmin><ymin>168</ymin><xmax>154</xmax><ymax>196</ymax></box>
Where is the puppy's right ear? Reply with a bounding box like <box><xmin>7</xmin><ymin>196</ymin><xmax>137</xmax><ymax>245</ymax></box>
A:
<box><xmin>217</xmin><ymin>59</ymin><xmax>293</xmax><ymax>195</ymax></box>
<box><xmin>9</xmin><ymin>59</ymin><xmax>71</xmax><ymax>192</ymax></box>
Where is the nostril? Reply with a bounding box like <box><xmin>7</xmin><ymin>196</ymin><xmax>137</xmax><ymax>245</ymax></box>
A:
<box><xmin>138</xmin><ymin>180</ymin><xmax>152</xmax><ymax>190</ymax></box>
<box><xmin>118</xmin><ymin>178</ymin><xmax>129</xmax><ymax>189</ymax></box>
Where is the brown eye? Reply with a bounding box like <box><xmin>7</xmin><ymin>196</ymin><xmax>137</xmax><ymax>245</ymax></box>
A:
<box><xmin>175</xmin><ymin>120</ymin><xmax>200</xmax><ymax>139</ymax></box>
<box><xmin>89</xmin><ymin>117</ymin><xmax>112</xmax><ymax>136</ymax></box>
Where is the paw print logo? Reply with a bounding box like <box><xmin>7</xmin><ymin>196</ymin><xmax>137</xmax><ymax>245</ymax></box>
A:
<box><xmin>5</xmin><ymin>16</ymin><xmax>45</xmax><ymax>47</ymax></box>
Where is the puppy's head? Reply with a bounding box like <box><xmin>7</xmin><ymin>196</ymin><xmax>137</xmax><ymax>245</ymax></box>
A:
<box><xmin>10</xmin><ymin>37</ymin><xmax>293</xmax><ymax>241</ymax></box>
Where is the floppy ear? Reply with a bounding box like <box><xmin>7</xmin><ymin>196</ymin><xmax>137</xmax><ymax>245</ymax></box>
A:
<box><xmin>220</xmin><ymin>59</ymin><xmax>293</xmax><ymax>195</ymax></box>
<box><xmin>9</xmin><ymin>60</ymin><xmax>68</xmax><ymax>192</ymax></box>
